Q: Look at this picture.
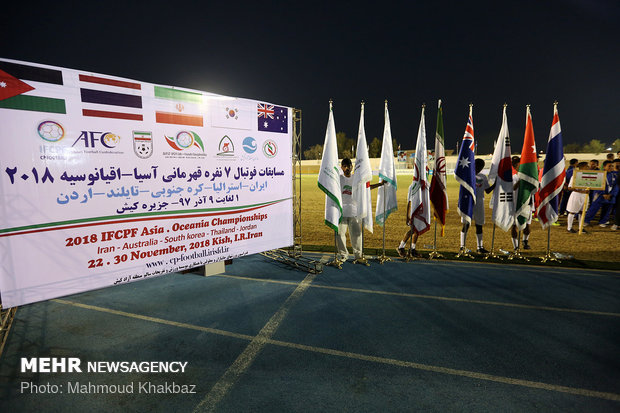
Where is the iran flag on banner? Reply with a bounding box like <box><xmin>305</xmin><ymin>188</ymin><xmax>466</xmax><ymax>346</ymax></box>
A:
<box><xmin>353</xmin><ymin>102</ymin><xmax>373</xmax><ymax>233</ymax></box>
<box><xmin>154</xmin><ymin>85</ymin><xmax>205</xmax><ymax>127</ymax></box>
<box><xmin>409</xmin><ymin>106</ymin><xmax>431</xmax><ymax>235</ymax></box>
<box><xmin>317</xmin><ymin>102</ymin><xmax>342</xmax><ymax>232</ymax></box>
<box><xmin>515</xmin><ymin>106</ymin><xmax>539</xmax><ymax>230</ymax></box>
<box><xmin>375</xmin><ymin>101</ymin><xmax>398</xmax><ymax>226</ymax></box>
<box><xmin>537</xmin><ymin>103</ymin><xmax>565</xmax><ymax>229</ymax></box>
<box><xmin>488</xmin><ymin>105</ymin><xmax>515</xmax><ymax>231</ymax></box>
<box><xmin>429</xmin><ymin>100</ymin><xmax>448</xmax><ymax>235</ymax></box>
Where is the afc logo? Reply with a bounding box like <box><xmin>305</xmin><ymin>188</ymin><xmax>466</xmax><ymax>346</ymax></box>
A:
<box><xmin>72</xmin><ymin>131</ymin><xmax>121</xmax><ymax>148</ymax></box>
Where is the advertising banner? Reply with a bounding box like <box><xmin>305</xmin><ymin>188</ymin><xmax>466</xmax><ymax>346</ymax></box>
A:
<box><xmin>0</xmin><ymin>58</ymin><xmax>293</xmax><ymax>307</ymax></box>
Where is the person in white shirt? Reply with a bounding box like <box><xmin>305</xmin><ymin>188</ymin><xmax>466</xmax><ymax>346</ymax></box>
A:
<box><xmin>337</xmin><ymin>158</ymin><xmax>383</xmax><ymax>262</ymax></box>
<box><xmin>460</xmin><ymin>158</ymin><xmax>493</xmax><ymax>254</ymax></box>
<box><xmin>566</xmin><ymin>162</ymin><xmax>590</xmax><ymax>233</ymax></box>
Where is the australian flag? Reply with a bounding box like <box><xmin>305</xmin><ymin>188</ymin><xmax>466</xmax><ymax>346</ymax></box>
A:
<box><xmin>454</xmin><ymin>110</ymin><xmax>476</xmax><ymax>224</ymax></box>
<box><xmin>537</xmin><ymin>104</ymin><xmax>565</xmax><ymax>229</ymax></box>
<box><xmin>258</xmin><ymin>103</ymin><xmax>288</xmax><ymax>133</ymax></box>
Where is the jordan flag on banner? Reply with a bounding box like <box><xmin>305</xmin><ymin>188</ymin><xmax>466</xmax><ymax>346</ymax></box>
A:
<box><xmin>488</xmin><ymin>105</ymin><xmax>515</xmax><ymax>231</ymax></box>
<box><xmin>0</xmin><ymin>60</ymin><xmax>66</xmax><ymax>114</ymax></box>
<box><xmin>537</xmin><ymin>103</ymin><xmax>565</xmax><ymax>229</ymax></box>
<box><xmin>515</xmin><ymin>106</ymin><xmax>538</xmax><ymax>230</ymax></box>
<box><xmin>353</xmin><ymin>102</ymin><xmax>373</xmax><ymax>233</ymax></box>
<box><xmin>409</xmin><ymin>106</ymin><xmax>431</xmax><ymax>235</ymax></box>
<box><xmin>317</xmin><ymin>102</ymin><xmax>342</xmax><ymax>232</ymax></box>
<box><xmin>454</xmin><ymin>106</ymin><xmax>476</xmax><ymax>225</ymax></box>
<box><xmin>429</xmin><ymin>100</ymin><xmax>448</xmax><ymax>235</ymax></box>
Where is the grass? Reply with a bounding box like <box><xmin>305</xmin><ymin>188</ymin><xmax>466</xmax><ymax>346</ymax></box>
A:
<box><xmin>299</xmin><ymin>174</ymin><xmax>620</xmax><ymax>270</ymax></box>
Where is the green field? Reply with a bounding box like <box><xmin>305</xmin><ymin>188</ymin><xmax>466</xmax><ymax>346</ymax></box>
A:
<box><xmin>300</xmin><ymin>174</ymin><xmax>619</xmax><ymax>266</ymax></box>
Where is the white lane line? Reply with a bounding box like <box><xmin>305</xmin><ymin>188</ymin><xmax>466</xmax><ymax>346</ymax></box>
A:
<box><xmin>213</xmin><ymin>274</ymin><xmax>620</xmax><ymax>318</ymax></box>
<box><xmin>52</xmin><ymin>297</ymin><xmax>620</xmax><ymax>402</ymax></box>
<box><xmin>266</xmin><ymin>338</ymin><xmax>620</xmax><ymax>402</ymax></box>
<box><xmin>192</xmin><ymin>271</ymin><xmax>317</xmax><ymax>413</ymax></box>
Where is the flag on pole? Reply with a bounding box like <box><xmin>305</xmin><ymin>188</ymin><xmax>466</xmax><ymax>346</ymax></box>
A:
<box><xmin>515</xmin><ymin>106</ymin><xmax>538</xmax><ymax>230</ymax></box>
<box><xmin>454</xmin><ymin>105</ymin><xmax>476</xmax><ymax>225</ymax></box>
<box><xmin>353</xmin><ymin>102</ymin><xmax>373</xmax><ymax>233</ymax></box>
<box><xmin>317</xmin><ymin>101</ymin><xmax>342</xmax><ymax>232</ymax></box>
<box><xmin>409</xmin><ymin>106</ymin><xmax>431</xmax><ymax>235</ymax></box>
<box><xmin>537</xmin><ymin>103</ymin><xmax>565</xmax><ymax>229</ymax></box>
<box><xmin>429</xmin><ymin>99</ymin><xmax>448</xmax><ymax>235</ymax></box>
<box><xmin>375</xmin><ymin>101</ymin><xmax>398</xmax><ymax>226</ymax></box>
<box><xmin>488</xmin><ymin>105</ymin><xmax>515</xmax><ymax>231</ymax></box>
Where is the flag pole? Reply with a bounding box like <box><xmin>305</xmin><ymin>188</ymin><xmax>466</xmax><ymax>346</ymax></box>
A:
<box><xmin>353</xmin><ymin>100</ymin><xmax>369</xmax><ymax>266</ymax></box>
<box><xmin>509</xmin><ymin>229</ymin><xmax>529</xmax><ymax>261</ymax></box>
<box><xmin>378</xmin><ymin>184</ymin><xmax>391</xmax><ymax>264</ymax></box>
<box><xmin>377</xmin><ymin>99</ymin><xmax>392</xmax><ymax>264</ymax></box>
<box><xmin>429</xmin><ymin>216</ymin><xmax>443</xmax><ymax>259</ymax></box>
<box><xmin>327</xmin><ymin>231</ymin><xmax>343</xmax><ymax>269</ymax></box>
<box><xmin>539</xmin><ymin>101</ymin><xmax>561</xmax><ymax>263</ymax></box>
<box><xmin>325</xmin><ymin>99</ymin><xmax>342</xmax><ymax>269</ymax></box>
<box><xmin>484</xmin><ymin>223</ymin><xmax>502</xmax><ymax>260</ymax></box>
<box><xmin>540</xmin><ymin>225</ymin><xmax>560</xmax><ymax>263</ymax></box>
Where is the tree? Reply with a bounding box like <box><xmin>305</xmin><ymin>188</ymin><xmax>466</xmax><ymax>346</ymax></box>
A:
<box><xmin>368</xmin><ymin>137</ymin><xmax>382</xmax><ymax>158</ymax></box>
<box><xmin>611</xmin><ymin>138</ymin><xmax>620</xmax><ymax>152</ymax></box>
<box><xmin>582</xmin><ymin>139</ymin><xmax>605</xmax><ymax>154</ymax></box>
<box><xmin>336</xmin><ymin>132</ymin><xmax>355</xmax><ymax>159</ymax></box>
<box><xmin>564</xmin><ymin>142</ymin><xmax>582</xmax><ymax>153</ymax></box>
<box><xmin>303</xmin><ymin>144</ymin><xmax>323</xmax><ymax>160</ymax></box>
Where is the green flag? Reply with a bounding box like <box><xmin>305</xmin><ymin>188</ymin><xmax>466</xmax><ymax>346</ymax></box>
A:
<box><xmin>515</xmin><ymin>106</ymin><xmax>539</xmax><ymax>230</ymax></box>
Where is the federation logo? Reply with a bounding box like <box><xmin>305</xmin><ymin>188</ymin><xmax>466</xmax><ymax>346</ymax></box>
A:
<box><xmin>37</xmin><ymin>120</ymin><xmax>65</xmax><ymax>142</ymax></box>
<box><xmin>242</xmin><ymin>137</ymin><xmax>257</xmax><ymax>154</ymax></box>
<box><xmin>263</xmin><ymin>139</ymin><xmax>277</xmax><ymax>158</ymax></box>
<box><xmin>217</xmin><ymin>135</ymin><xmax>235</xmax><ymax>156</ymax></box>
<box><xmin>133</xmin><ymin>131</ymin><xmax>153</xmax><ymax>159</ymax></box>
<box><xmin>165</xmin><ymin>131</ymin><xmax>204</xmax><ymax>152</ymax></box>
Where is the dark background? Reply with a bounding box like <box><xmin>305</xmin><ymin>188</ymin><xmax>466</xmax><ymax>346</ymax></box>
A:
<box><xmin>3</xmin><ymin>0</ymin><xmax>619</xmax><ymax>154</ymax></box>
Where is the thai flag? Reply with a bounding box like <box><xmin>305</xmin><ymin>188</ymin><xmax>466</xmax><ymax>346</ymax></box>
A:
<box><xmin>537</xmin><ymin>104</ymin><xmax>566</xmax><ymax>228</ymax></box>
<box><xmin>454</xmin><ymin>108</ymin><xmax>476</xmax><ymax>224</ymax></box>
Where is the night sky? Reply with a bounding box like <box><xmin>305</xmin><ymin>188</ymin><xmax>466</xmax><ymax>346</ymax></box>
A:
<box><xmin>3</xmin><ymin>0</ymin><xmax>619</xmax><ymax>154</ymax></box>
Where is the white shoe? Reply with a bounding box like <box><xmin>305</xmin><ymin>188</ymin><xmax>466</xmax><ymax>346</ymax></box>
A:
<box><xmin>611</xmin><ymin>225</ymin><xmax>618</xmax><ymax>231</ymax></box>
<box><xmin>599</xmin><ymin>223</ymin><xmax>608</xmax><ymax>228</ymax></box>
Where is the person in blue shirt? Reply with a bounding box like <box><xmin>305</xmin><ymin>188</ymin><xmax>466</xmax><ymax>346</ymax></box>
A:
<box><xmin>584</xmin><ymin>160</ymin><xmax>618</xmax><ymax>227</ymax></box>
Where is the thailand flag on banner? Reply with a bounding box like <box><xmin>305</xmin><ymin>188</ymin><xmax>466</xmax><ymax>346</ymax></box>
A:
<box><xmin>537</xmin><ymin>103</ymin><xmax>565</xmax><ymax>229</ymax></box>
<box><xmin>79</xmin><ymin>73</ymin><xmax>143</xmax><ymax>121</ymax></box>
<box><xmin>454</xmin><ymin>106</ymin><xmax>476</xmax><ymax>225</ymax></box>
<box><xmin>258</xmin><ymin>103</ymin><xmax>288</xmax><ymax>133</ymax></box>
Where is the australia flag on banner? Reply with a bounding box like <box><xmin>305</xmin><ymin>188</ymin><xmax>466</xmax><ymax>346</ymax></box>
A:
<box><xmin>258</xmin><ymin>103</ymin><xmax>288</xmax><ymax>133</ymax></box>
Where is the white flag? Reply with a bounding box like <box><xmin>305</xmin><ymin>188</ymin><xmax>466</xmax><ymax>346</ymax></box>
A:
<box><xmin>409</xmin><ymin>106</ymin><xmax>431</xmax><ymax>234</ymax></box>
<box><xmin>375</xmin><ymin>101</ymin><xmax>398</xmax><ymax>226</ymax></box>
<box><xmin>353</xmin><ymin>102</ymin><xmax>373</xmax><ymax>233</ymax></box>
<box><xmin>488</xmin><ymin>106</ymin><xmax>515</xmax><ymax>231</ymax></box>
<box><xmin>317</xmin><ymin>103</ymin><xmax>342</xmax><ymax>232</ymax></box>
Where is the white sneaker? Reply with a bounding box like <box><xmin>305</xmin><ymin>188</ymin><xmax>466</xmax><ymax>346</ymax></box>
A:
<box><xmin>599</xmin><ymin>223</ymin><xmax>608</xmax><ymax>228</ymax></box>
<box><xmin>611</xmin><ymin>225</ymin><xmax>618</xmax><ymax>231</ymax></box>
